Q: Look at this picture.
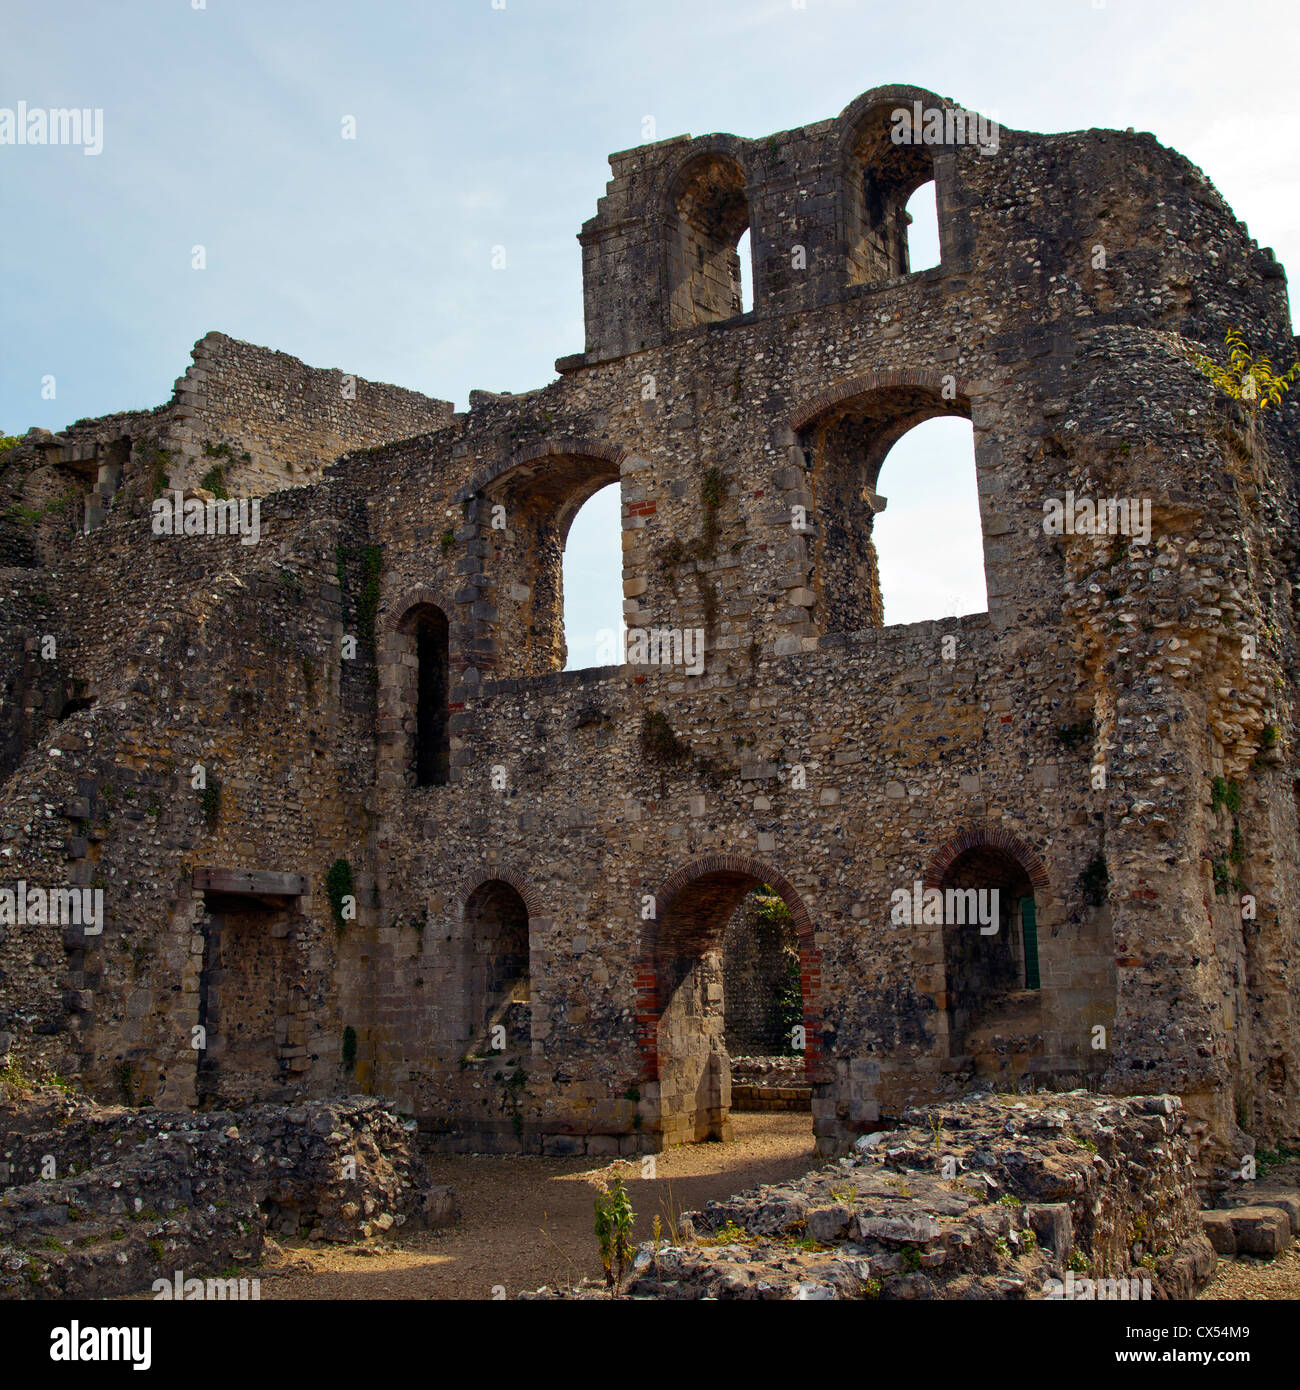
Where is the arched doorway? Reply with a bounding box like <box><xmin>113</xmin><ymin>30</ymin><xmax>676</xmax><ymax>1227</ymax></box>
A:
<box><xmin>462</xmin><ymin>878</ymin><xmax>531</xmax><ymax>1058</ymax></box>
<box><xmin>639</xmin><ymin>856</ymin><xmax>822</xmax><ymax>1147</ymax></box>
<box><xmin>926</xmin><ymin>831</ymin><xmax>1047</xmax><ymax>1081</ymax></box>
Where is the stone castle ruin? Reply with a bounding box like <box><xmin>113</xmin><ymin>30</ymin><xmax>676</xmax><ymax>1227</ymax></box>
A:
<box><xmin>2</xmin><ymin>84</ymin><xmax>1299</xmax><ymax>1181</ymax></box>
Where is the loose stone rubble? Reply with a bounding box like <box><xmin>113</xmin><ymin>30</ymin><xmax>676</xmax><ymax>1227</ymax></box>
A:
<box><xmin>526</xmin><ymin>1093</ymin><xmax>1217</xmax><ymax>1300</ymax></box>
<box><xmin>0</xmin><ymin>1088</ymin><xmax>455</xmax><ymax>1299</ymax></box>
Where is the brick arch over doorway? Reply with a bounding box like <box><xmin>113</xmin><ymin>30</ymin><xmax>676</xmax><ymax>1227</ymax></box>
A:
<box><xmin>455</xmin><ymin>866</ymin><xmax>544</xmax><ymax>921</ymax></box>
<box><xmin>639</xmin><ymin>853</ymin><xmax>827</xmax><ymax>1092</ymax></box>
<box><xmin>378</xmin><ymin>585</ymin><xmax>453</xmax><ymax>637</ymax></box>
<box><xmin>922</xmin><ymin>825</ymin><xmax>1050</xmax><ymax>893</ymax></box>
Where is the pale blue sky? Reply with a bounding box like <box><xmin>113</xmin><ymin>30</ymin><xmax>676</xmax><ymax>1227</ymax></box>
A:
<box><xmin>2</xmin><ymin>0</ymin><xmax>1295</xmax><ymax>663</ymax></box>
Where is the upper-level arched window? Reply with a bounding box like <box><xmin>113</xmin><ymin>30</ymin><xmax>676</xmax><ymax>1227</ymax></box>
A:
<box><xmin>667</xmin><ymin>154</ymin><xmax>752</xmax><ymax>329</ymax></box>
<box><xmin>845</xmin><ymin>106</ymin><xmax>939</xmax><ymax>286</ymax></box>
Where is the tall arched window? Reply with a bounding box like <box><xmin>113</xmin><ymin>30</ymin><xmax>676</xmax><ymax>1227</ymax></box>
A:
<box><xmin>667</xmin><ymin>154</ymin><xmax>751</xmax><ymax>329</ymax></box>
<box><xmin>797</xmin><ymin>384</ymin><xmax>986</xmax><ymax>630</ymax></box>
<box><xmin>845</xmin><ymin>106</ymin><xmax>939</xmax><ymax>286</ymax></box>
<box><xmin>414</xmin><ymin>606</ymin><xmax>449</xmax><ymax>787</ymax></box>
<box><xmin>562</xmin><ymin>481</ymin><xmax>623</xmax><ymax>670</ymax></box>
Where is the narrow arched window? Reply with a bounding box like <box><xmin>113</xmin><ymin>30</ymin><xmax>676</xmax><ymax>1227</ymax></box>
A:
<box><xmin>413</xmin><ymin>606</ymin><xmax>449</xmax><ymax>787</ymax></box>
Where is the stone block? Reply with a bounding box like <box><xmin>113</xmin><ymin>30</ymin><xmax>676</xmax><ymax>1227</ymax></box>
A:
<box><xmin>1026</xmin><ymin>1202</ymin><xmax>1072</xmax><ymax>1253</ymax></box>
<box><xmin>1226</xmin><ymin>1206</ymin><xmax>1291</xmax><ymax>1256</ymax></box>
<box><xmin>1222</xmin><ymin>1190</ymin><xmax>1300</xmax><ymax>1236</ymax></box>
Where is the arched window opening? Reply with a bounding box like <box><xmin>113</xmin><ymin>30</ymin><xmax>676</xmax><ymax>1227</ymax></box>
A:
<box><xmin>668</xmin><ymin>154</ymin><xmax>751</xmax><ymax>329</ymax></box>
<box><xmin>483</xmin><ymin>451</ymin><xmax>621</xmax><ymax>676</ymax></box>
<box><xmin>736</xmin><ymin>228</ymin><xmax>755</xmax><ymax>314</ymax></box>
<box><xmin>939</xmin><ymin>846</ymin><xmax>1040</xmax><ymax>1076</ymax></box>
<box><xmin>873</xmin><ymin>416</ymin><xmax>987</xmax><ymax>624</ymax></box>
<box><xmin>464</xmin><ymin>880</ymin><xmax>530</xmax><ymax>1058</ymax></box>
<box><xmin>562</xmin><ymin>481</ymin><xmax>623</xmax><ymax>671</ymax></box>
<box><xmin>903</xmin><ymin>180</ymin><xmax>940</xmax><ymax>273</ymax></box>
<box><xmin>414</xmin><ymin>606</ymin><xmax>450</xmax><ymax>787</ymax></box>
<box><xmin>799</xmin><ymin>388</ymin><xmax>984</xmax><ymax>631</ymax></box>
<box><xmin>846</xmin><ymin>110</ymin><xmax>937</xmax><ymax>286</ymax></box>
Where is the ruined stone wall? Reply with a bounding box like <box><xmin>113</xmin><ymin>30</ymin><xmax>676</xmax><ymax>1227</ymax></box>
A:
<box><xmin>166</xmin><ymin>332</ymin><xmax>455</xmax><ymax>496</ymax></box>
<box><xmin>1</xmin><ymin>86</ymin><xmax>1297</xmax><ymax>1180</ymax></box>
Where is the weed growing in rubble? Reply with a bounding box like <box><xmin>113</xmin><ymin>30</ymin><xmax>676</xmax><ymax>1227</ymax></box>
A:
<box><xmin>699</xmin><ymin>1219</ymin><xmax>752</xmax><ymax>1247</ymax></box>
<box><xmin>593</xmin><ymin>1173</ymin><xmax>635</xmax><ymax>1292</ymax></box>
<box><xmin>1255</xmin><ymin>1145</ymin><xmax>1300</xmax><ymax>1177</ymax></box>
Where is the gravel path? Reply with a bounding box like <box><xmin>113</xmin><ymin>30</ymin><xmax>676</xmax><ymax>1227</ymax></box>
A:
<box><xmin>250</xmin><ymin>1121</ymin><xmax>1299</xmax><ymax>1302</ymax></box>
<box><xmin>258</xmin><ymin>1112</ymin><xmax>819</xmax><ymax>1300</ymax></box>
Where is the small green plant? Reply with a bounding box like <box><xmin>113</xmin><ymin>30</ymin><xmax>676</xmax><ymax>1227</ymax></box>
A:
<box><xmin>1228</xmin><ymin>822</ymin><xmax>1246</xmax><ymax>867</ymax></box>
<box><xmin>439</xmin><ymin>528</ymin><xmax>455</xmax><ymax>555</ymax></box>
<box><xmin>1255</xmin><ymin>1145</ymin><xmax>1300</xmax><ymax>1177</ymax></box>
<box><xmin>201</xmin><ymin>779</ymin><xmax>222</xmax><ymax>828</ymax></box>
<box><xmin>356</xmin><ymin>545</ymin><xmax>384</xmax><ymax>657</ymax></box>
<box><xmin>1210</xmin><ymin>777</ymin><xmax>1243</xmax><ymax>815</ymax></box>
<box><xmin>901</xmin><ymin>1246</ymin><xmax>923</xmax><ymax>1272</ymax></box>
<box><xmin>325</xmin><ymin>859</ymin><xmax>355</xmax><ymax>933</ymax></box>
<box><xmin>1190</xmin><ymin>328</ymin><xmax>1300</xmax><ymax>426</ymax></box>
<box><xmin>997</xmin><ymin>1193</ymin><xmax>1022</xmax><ymax>1207</ymax></box>
<box><xmin>863</xmin><ymin>1275</ymin><xmax>883</xmax><ymax>1298</ymax></box>
<box><xmin>594</xmin><ymin>1174</ymin><xmax>636</xmax><ymax>1292</ymax></box>
<box><xmin>148</xmin><ymin>1238</ymin><xmax>165</xmax><ymax>1262</ymax></box>
<box><xmin>705</xmin><ymin>1219</ymin><xmax>751</xmax><ymax>1246</ymax></box>
<box><xmin>992</xmin><ymin>1237</ymin><xmax>1010</xmax><ymax>1259</ymax></box>
<box><xmin>342</xmin><ymin>1025</ymin><xmax>357</xmax><ymax>1072</ymax></box>
<box><xmin>198</xmin><ymin>465</ymin><xmax>229</xmax><ymax>500</ymax></box>
<box><xmin>1067</xmin><ymin>1248</ymin><xmax>1089</xmax><ymax>1273</ymax></box>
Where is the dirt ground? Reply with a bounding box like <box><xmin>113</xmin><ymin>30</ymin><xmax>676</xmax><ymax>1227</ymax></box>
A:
<box><xmin>259</xmin><ymin>1111</ymin><xmax>819</xmax><ymax>1300</ymax></box>
<box><xmin>228</xmin><ymin>1118</ymin><xmax>1300</xmax><ymax>1302</ymax></box>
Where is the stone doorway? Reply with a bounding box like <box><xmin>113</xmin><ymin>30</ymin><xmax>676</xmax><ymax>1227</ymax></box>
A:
<box><xmin>193</xmin><ymin>870</ymin><xmax>308</xmax><ymax>1107</ymax></box>
<box><xmin>640</xmin><ymin>858</ymin><xmax>821</xmax><ymax>1149</ymax></box>
<box><xmin>936</xmin><ymin>844</ymin><xmax>1042</xmax><ymax>1079</ymax></box>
